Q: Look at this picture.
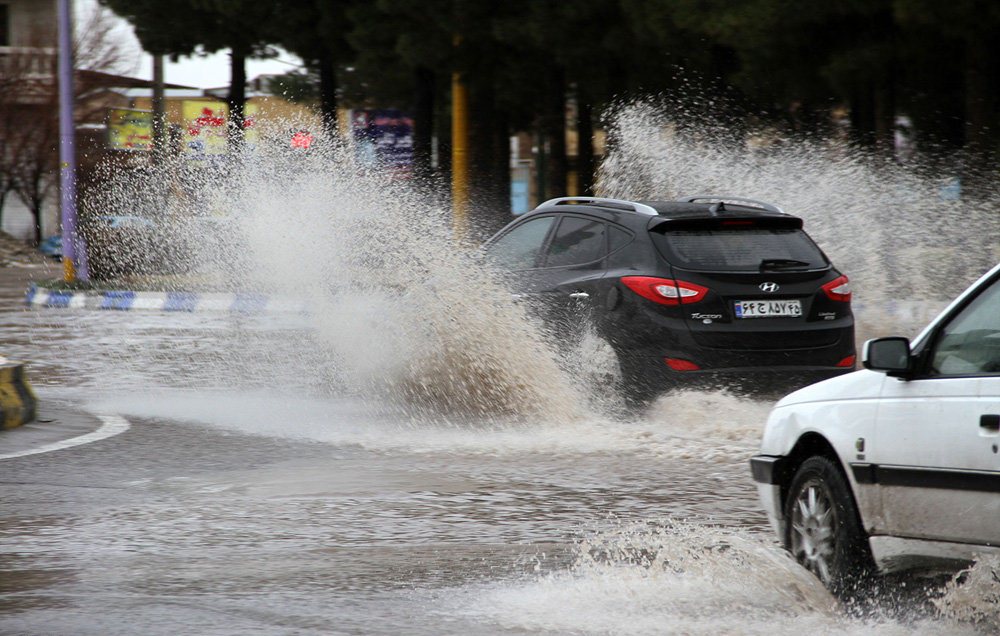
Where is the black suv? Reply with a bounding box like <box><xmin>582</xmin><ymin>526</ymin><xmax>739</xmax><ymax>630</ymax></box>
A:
<box><xmin>483</xmin><ymin>196</ymin><xmax>855</xmax><ymax>397</ymax></box>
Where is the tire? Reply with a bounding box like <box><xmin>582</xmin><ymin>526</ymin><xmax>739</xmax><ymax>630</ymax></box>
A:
<box><xmin>784</xmin><ymin>456</ymin><xmax>875</xmax><ymax>597</ymax></box>
<box><xmin>615</xmin><ymin>350</ymin><xmax>669</xmax><ymax>406</ymax></box>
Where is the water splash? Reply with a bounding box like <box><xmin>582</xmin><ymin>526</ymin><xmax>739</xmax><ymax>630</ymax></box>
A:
<box><xmin>91</xmin><ymin>125</ymin><xmax>588</xmax><ymax>421</ymax></box>
<box><xmin>933</xmin><ymin>555</ymin><xmax>1000</xmax><ymax>632</ymax></box>
<box><xmin>597</xmin><ymin>97</ymin><xmax>1000</xmax><ymax>340</ymax></box>
<box><xmin>451</xmin><ymin>520</ymin><xmax>975</xmax><ymax>635</ymax></box>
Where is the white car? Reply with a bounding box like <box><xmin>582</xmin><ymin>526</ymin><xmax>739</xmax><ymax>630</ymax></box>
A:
<box><xmin>751</xmin><ymin>263</ymin><xmax>1000</xmax><ymax>594</ymax></box>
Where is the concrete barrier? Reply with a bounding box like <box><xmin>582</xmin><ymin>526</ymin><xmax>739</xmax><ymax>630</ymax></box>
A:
<box><xmin>0</xmin><ymin>360</ymin><xmax>36</xmax><ymax>429</ymax></box>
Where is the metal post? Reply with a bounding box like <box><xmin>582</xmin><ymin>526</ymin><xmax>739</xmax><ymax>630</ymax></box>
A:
<box><xmin>57</xmin><ymin>0</ymin><xmax>86</xmax><ymax>281</ymax></box>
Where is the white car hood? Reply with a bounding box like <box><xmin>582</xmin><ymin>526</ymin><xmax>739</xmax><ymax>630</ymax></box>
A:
<box><xmin>774</xmin><ymin>369</ymin><xmax>887</xmax><ymax>407</ymax></box>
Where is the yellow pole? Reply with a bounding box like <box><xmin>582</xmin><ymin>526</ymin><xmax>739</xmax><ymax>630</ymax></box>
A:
<box><xmin>451</xmin><ymin>69</ymin><xmax>469</xmax><ymax>240</ymax></box>
<box><xmin>63</xmin><ymin>255</ymin><xmax>76</xmax><ymax>283</ymax></box>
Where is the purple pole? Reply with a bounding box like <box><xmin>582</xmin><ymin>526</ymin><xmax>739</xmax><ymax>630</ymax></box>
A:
<box><xmin>57</xmin><ymin>0</ymin><xmax>87</xmax><ymax>280</ymax></box>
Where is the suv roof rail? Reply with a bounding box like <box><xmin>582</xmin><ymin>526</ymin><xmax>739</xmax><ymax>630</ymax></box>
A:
<box><xmin>678</xmin><ymin>195</ymin><xmax>785</xmax><ymax>215</ymax></box>
<box><xmin>536</xmin><ymin>196</ymin><xmax>658</xmax><ymax>216</ymax></box>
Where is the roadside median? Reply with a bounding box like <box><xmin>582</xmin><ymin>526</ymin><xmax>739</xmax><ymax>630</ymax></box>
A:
<box><xmin>25</xmin><ymin>284</ymin><xmax>307</xmax><ymax>314</ymax></box>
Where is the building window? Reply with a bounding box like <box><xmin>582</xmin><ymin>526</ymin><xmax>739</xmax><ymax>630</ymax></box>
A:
<box><xmin>0</xmin><ymin>5</ymin><xmax>8</xmax><ymax>47</ymax></box>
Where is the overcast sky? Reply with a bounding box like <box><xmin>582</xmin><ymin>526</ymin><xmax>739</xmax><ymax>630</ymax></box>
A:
<box><xmin>88</xmin><ymin>0</ymin><xmax>304</xmax><ymax>89</ymax></box>
<box><xmin>135</xmin><ymin>51</ymin><xmax>304</xmax><ymax>89</ymax></box>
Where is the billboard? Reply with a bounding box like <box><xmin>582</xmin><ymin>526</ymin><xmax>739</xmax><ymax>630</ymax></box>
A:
<box><xmin>351</xmin><ymin>109</ymin><xmax>414</xmax><ymax>175</ymax></box>
<box><xmin>107</xmin><ymin>108</ymin><xmax>152</xmax><ymax>151</ymax></box>
<box><xmin>182</xmin><ymin>101</ymin><xmax>228</xmax><ymax>160</ymax></box>
<box><xmin>182</xmin><ymin>101</ymin><xmax>260</xmax><ymax>161</ymax></box>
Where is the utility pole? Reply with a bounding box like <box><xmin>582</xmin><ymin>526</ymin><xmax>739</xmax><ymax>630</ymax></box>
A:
<box><xmin>57</xmin><ymin>0</ymin><xmax>86</xmax><ymax>281</ymax></box>
<box><xmin>451</xmin><ymin>36</ymin><xmax>469</xmax><ymax>240</ymax></box>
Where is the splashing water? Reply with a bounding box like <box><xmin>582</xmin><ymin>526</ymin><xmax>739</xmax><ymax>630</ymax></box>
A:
<box><xmin>93</xmin><ymin>125</ymin><xmax>590</xmax><ymax>421</ymax></box>
<box><xmin>90</xmin><ymin>98</ymin><xmax>1000</xmax><ymax>417</ymax></box>
<box><xmin>450</xmin><ymin>520</ymin><xmax>979</xmax><ymax>635</ymax></box>
<box><xmin>597</xmin><ymin>97</ymin><xmax>1000</xmax><ymax>340</ymax></box>
<box><xmin>933</xmin><ymin>555</ymin><xmax>1000</xmax><ymax>631</ymax></box>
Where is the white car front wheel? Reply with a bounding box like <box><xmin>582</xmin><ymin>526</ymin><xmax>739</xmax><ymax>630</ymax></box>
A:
<box><xmin>784</xmin><ymin>456</ymin><xmax>874</xmax><ymax>597</ymax></box>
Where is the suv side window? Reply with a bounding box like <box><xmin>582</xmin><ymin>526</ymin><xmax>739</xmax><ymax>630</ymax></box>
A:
<box><xmin>609</xmin><ymin>226</ymin><xmax>633</xmax><ymax>253</ymax></box>
<box><xmin>485</xmin><ymin>216</ymin><xmax>555</xmax><ymax>270</ymax></box>
<box><xmin>928</xmin><ymin>277</ymin><xmax>1000</xmax><ymax>376</ymax></box>
<box><xmin>544</xmin><ymin>216</ymin><xmax>606</xmax><ymax>268</ymax></box>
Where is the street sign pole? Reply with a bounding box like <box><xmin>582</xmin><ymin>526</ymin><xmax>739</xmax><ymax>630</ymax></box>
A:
<box><xmin>57</xmin><ymin>0</ymin><xmax>87</xmax><ymax>281</ymax></box>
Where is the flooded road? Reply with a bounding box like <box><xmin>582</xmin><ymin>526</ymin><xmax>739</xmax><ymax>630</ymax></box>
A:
<box><xmin>3</xmin><ymin>98</ymin><xmax>999</xmax><ymax>633</ymax></box>
<box><xmin>0</xmin><ymin>266</ymin><xmax>985</xmax><ymax>635</ymax></box>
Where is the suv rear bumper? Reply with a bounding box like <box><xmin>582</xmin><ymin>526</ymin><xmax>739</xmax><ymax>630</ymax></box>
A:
<box><xmin>624</xmin><ymin>356</ymin><xmax>855</xmax><ymax>394</ymax></box>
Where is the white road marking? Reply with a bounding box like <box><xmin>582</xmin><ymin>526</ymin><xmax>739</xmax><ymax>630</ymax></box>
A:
<box><xmin>0</xmin><ymin>414</ymin><xmax>130</xmax><ymax>460</ymax></box>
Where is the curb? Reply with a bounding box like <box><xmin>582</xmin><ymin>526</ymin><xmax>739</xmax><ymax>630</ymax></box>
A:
<box><xmin>25</xmin><ymin>285</ymin><xmax>307</xmax><ymax>313</ymax></box>
<box><xmin>0</xmin><ymin>361</ymin><xmax>37</xmax><ymax>429</ymax></box>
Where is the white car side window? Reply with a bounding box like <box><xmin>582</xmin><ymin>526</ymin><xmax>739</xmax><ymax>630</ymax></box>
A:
<box><xmin>929</xmin><ymin>278</ymin><xmax>1000</xmax><ymax>376</ymax></box>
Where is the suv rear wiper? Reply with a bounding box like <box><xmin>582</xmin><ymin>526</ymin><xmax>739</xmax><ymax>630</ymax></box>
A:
<box><xmin>759</xmin><ymin>258</ymin><xmax>810</xmax><ymax>270</ymax></box>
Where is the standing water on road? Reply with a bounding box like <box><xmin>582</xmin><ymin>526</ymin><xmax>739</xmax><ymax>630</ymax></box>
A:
<box><xmin>1</xmin><ymin>107</ymin><xmax>997</xmax><ymax>635</ymax></box>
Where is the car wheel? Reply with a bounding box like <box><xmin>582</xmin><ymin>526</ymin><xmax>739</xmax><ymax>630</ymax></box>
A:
<box><xmin>615</xmin><ymin>350</ymin><xmax>662</xmax><ymax>406</ymax></box>
<box><xmin>784</xmin><ymin>456</ymin><xmax>874</xmax><ymax>596</ymax></box>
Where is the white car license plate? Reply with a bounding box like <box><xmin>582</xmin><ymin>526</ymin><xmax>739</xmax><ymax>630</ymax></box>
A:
<box><xmin>734</xmin><ymin>299</ymin><xmax>802</xmax><ymax>319</ymax></box>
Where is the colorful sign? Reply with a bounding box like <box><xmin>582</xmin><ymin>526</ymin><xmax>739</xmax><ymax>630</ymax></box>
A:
<box><xmin>351</xmin><ymin>109</ymin><xmax>414</xmax><ymax>175</ymax></box>
<box><xmin>182</xmin><ymin>101</ymin><xmax>228</xmax><ymax>159</ymax></box>
<box><xmin>107</xmin><ymin>108</ymin><xmax>152</xmax><ymax>151</ymax></box>
<box><xmin>182</xmin><ymin>101</ymin><xmax>260</xmax><ymax>160</ymax></box>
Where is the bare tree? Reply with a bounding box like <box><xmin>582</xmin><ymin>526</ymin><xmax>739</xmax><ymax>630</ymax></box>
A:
<box><xmin>0</xmin><ymin>5</ymin><xmax>135</xmax><ymax>244</ymax></box>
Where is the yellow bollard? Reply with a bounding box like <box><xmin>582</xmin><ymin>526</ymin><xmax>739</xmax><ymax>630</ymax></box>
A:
<box><xmin>63</xmin><ymin>256</ymin><xmax>76</xmax><ymax>283</ymax></box>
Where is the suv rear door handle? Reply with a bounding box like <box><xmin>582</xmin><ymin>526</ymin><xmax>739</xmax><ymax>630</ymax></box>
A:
<box><xmin>980</xmin><ymin>414</ymin><xmax>1000</xmax><ymax>431</ymax></box>
<box><xmin>569</xmin><ymin>292</ymin><xmax>589</xmax><ymax>300</ymax></box>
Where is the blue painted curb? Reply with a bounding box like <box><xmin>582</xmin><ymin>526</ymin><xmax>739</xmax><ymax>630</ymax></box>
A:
<box><xmin>25</xmin><ymin>284</ymin><xmax>307</xmax><ymax>314</ymax></box>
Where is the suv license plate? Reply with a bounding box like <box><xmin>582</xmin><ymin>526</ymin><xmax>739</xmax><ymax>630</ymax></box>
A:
<box><xmin>735</xmin><ymin>299</ymin><xmax>802</xmax><ymax>319</ymax></box>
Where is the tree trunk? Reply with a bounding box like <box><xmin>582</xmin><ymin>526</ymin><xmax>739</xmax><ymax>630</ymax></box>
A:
<box><xmin>849</xmin><ymin>88</ymin><xmax>876</xmax><ymax>148</ymax></box>
<box><xmin>577</xmin><ymin>98</ymin><xmax>594</xmax><ymax>195</ymax></box>
<box><xmin>318</xmin><ymin>48</ymin><xmax>338</xmax><ymax>135</ymax></box>
<box><xmin>30</xmin><ymin>193</ymin><xmax>42</xmax><ymax>246</ymax></box>
<box><xmin>963</xmin><ymin>37</ymin><xmax>995</xmax><ymax>158</ymax></box>
<box><xmin>0</xmin><ymin>187</ymin><xmax>7</xmax><ymax>231</ymax></box>
<box><xmin>412</xmin><ymin>65</ymin><xmax>435</xmax><ymax>182</ymax></box>
<box><xmin>152</xmin><ymin>53</ymin><xmax>166</xmax><ymax>163</ymax></box>
<box><xmin>545</xmin><ymin>67</ymin><xmax>567</xmax><ymax>196</ymax></box>
<box><xmin>492</xmin><ymin>107</ymin><xmax>510</xmax><ymax>228</ymax></box>
<box><xmin>227</xmin><ymin>45</ymin><xmax>248</xmax><ymax>149</ymax></box>
<box><xmin>874</xmin><ymin>79</ymin><xmax>895</xmax><ymax>157</ymax></box>
<box><xmin>468</xmin><ymin>70</ymin><xmax>509</xmax><ymax>237</ymax></box>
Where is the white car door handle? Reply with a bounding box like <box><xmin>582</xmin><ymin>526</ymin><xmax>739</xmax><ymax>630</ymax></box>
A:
<box><xmin>569</xmin><ymin>292</ymin><xmax>590</xmax><ymax>300</ymax></box>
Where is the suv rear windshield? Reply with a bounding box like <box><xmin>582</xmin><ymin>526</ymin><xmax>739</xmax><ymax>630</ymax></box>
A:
<box><xmin>651</xmin><ymin>228</ymin><xmax>829</xmax><ymax>271</ymax></box>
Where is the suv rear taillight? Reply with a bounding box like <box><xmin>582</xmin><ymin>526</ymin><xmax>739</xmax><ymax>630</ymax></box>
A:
<box><xmin>621</xmin><ymin>276</ymin><xmax>709</xmax><ymax>305</ymax></box>
<box><xmin>821</xmin><ymin>275</ymin><xmax>851</xmax><ymax>302</ymax></box>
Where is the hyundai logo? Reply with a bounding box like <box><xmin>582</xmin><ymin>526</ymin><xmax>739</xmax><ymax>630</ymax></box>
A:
<box><xmin>759</xmin><ymin>282</ymin><xmax>780</xmax><ymax>293</ymax></box>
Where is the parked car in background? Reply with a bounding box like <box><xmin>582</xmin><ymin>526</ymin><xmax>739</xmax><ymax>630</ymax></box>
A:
<box><xmin>38</xmin><ymin>235</ymin><xmax>62</xmax><ymax>260</ymax></box>
<box><xmin>483</xmin><ymin>195</ymin><xmax>855</xmax><ymax>399</ymax></box>
<box><xmin>93</xmin><ymin>215</ymin><xmax>156</xmax><ymax>230</ymax></box>
<box><xmin>751</xmin><ymin>262</ymin><xmax>1000</xmax><ymax>595</ymax></box>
